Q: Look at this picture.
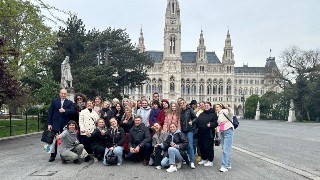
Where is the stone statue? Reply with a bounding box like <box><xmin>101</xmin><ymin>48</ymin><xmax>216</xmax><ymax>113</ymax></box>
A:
<box><xmin>290</xmin><ymin>99</ymin><xmax>294</xmax><ymax>110</ymax></box>
<box><xmin>257</xmin><ymin>101</ymin><xmax>260</xmax><ymax>110</ymax></box>
<box><xmin>61</xmin><ymin>56</ymin><xmax>73</xmax><ymax>88</ymax></box>
<box><xmin>255</xmin><ymin>101</ymin><xmax>260</xmax><ymax>120</ymax></box>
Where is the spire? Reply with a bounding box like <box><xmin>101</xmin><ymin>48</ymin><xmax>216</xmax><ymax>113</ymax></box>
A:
<box><xmin>137</xmin><ymin>27</ymin><xmax>145</xmax><ymax>53</ymax></box>
<box><xmin>222</xmin><ymin>29</ymin><xmax>234</xmax><ymax>63</ymax></box>
<box><xmin>197</xmin><ymin>29</ymin><xmax>206</xmax><ymax>62</ymax></box>
<box><xmin>163</xmin><ymin>0</ymin><xmax>181</xmax><ymax>58</ymax></box>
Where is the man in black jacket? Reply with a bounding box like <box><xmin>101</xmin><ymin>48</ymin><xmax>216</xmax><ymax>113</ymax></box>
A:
<box><xmin>180</xmin><ymin>99</ymin><xmax>197</xmax><ymax>169</ymax></box>
<box><xmin>127</xmin><ymin>115</ymin><xmax>152</xmax><ymax>166</ymax></box>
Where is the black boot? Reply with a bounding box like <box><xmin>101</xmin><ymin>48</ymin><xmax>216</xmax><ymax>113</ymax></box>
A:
<box><xmin>49</xmin><ymin>155</ymin><xmax>56</xmax><ymax>162</ymax></box>
<box><xmin>84</xmin><ymin>155</ymin><xmax>92</xmax><ymax>162</ymax></box>
<box><xmin>73</xmin><ymin>159</ymin><xmax>81</xmax><ymax>164</ymax></box>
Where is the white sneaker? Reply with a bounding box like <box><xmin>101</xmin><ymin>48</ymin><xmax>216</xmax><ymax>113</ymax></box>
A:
<box><xmin>176</xmin><ymin>161</ymin><xmax>182</xmax><ymax>169</ymax></box>
<box><xmin>226</xmin><ymin>166</ymin><xmax>232</xmax><ymax>169</ymax></box>
<box><xmin>93</xmin><ymin>157</ymin><xmax>98</xmax><ymax>163</ymax></box>
<box><xmin>155</xmin><ymin>166</ymin><xmax>162</xmax><ymax>170</ymax></box>
<box><xmin>166</xmin><ymin>165</ymin><xmax>177</xmax><ymax>172</ymax></box>
<box><xmin>220</xmin><ymin>167</ymin><xmax>228</xmax><ymax>172</ymax></box>
<box><xmin>149</xmin><ymin>158</ymin><xmax>154</xmax><ymax>166</ymax></box>
<box><xmin>204</xmin><ymin>161</ymin><xmax>213</xmax><ymax>167</ymax></box>
<box><xmin>198</xmin><ymin>159</ymin><xmax>208</xmax><ymax>165</ymax></box>
<box><xmin>190</xmin><ymin>162</ymin><xmax>195</xmax><ymax>169</ymax></box>
<box><xmin>117</xmin><ymin>162</ymin><xmax>122</xmax><ymax>166</ymax></box>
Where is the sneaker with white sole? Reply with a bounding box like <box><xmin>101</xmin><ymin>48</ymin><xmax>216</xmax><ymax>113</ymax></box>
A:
<box><xmin>190</xmin><ymin>162</ymin><xmax>195</xmax><ymax>169</ymax></box>
<box><xmin>226</xmin><ymin>166</ymin><xmax>232</xmax><ymax>169</ymax></box>
<box><xmin>177</xmin><ymin>161</ymin><xmax>182</xmax><ymax>169</ymax></box>
<box><xmin>219</xmin><ymin>167</ymin><xmax>228</xmax><ymax>172</ymax></box>
<box><xmin>93</xmin><ymin>157</ymin><xmax>99</xmax><ymax>163</ymax></box>
<box><xmin>204</xmin><ymin>161</ymin><xmax>213</xmax><ymax>167</ymax></box>
<box><xmin>166</xmin><ymin>165</ymin><xmax>177</xmax><ymax>172</ymax></box>
<box><xmin>155</xmin><ymin>166</ymin><xmax>162</xmax><ymax>170</ymax></box>
<box><xmin>198</xmin><ymin>160</ymin><xmax>208</xmax><ymax>165</ymax></box>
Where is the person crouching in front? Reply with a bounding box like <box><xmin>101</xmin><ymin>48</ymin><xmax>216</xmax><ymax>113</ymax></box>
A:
<box><xmin>127</xmin><ymin>115</ymin><xmax>152</xmax><ymax>166</ymax></box>
<box><xmin>103</xmin><ymin>118</ymin><xmax>125</xmax><ymax>166</ymax></box>
<box><xmin>56</xmin><ymin>120</ymin><xmax>84</xmax><ymax>164</ymax></box>
<box><xmin>160</xmin><ymin>123</ymin><xmax>188</xmax><ymax>172</ymax></box>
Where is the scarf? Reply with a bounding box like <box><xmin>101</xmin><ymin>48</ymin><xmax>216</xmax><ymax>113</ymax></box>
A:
<box><xmin>150</xmin><ymin>108</ymin><xmax>160</xmax><ymax>124</ymax></box>
<box><xmin>97</xmin><ymin>125</ymin><xmax>107</xmax><ymax>131</ymax></box>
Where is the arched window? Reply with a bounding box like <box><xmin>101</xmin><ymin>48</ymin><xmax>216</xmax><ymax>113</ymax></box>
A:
<box><xmin>218</xmin><ymin>79</ymin><xmax>223</xmax><ymax>95</ymax></box>
<box><xmin>255</xmin><ymin>87</ymin><xmax>259</xmax><ymax>94</ymax></box>
<box><xmin>249</xmin><ymin>87</ymin><xmax>253</xmax><ymax>95</ymax></box>
<box><xmin>181</xmin><ymin>85</ymin><xmax>185</xmax><ymax>95</ymax></box>
<box><xmin>158</xmin><ymin>79</ymin><xmax>162</xmax><ymax>93</ymax></box>
<box><xmin>234</xmin><ymin>87</ymin><xmax>237</xmax><ymax>95</ymax></box>
<box><xmin>191</xmin><ymin>85</ymin><xmax>196</xmax><ymax>95</ymax></box>
<box><xmin>226</xmin><ymin>79</ymin><xmax>232</xmax><ymax>95</ymax></box>
<box><xmin>239</xmin><ymin>87</ymin><xmax>242</xmax><ymax>95</ymax></box>
<box><xmin>199</xmin><ymin>84</ymin><xmax>204</xmax><ymax>95</ymax></box>
<box><xmin>171</xmin><ymin>1</ymin><xmax>175</xmax><ymax>14</ymax></box>
<box><xmin>261</xmin><ymin>88</ymin><xmax>265</xmax><ymax>95</ymax></box>
<box><xmin>186</xmin><ymin>85</ymin><xmax>190</xmax><ymax>95</ymax></box>
<box><xmin>170</xmin><ymin>35</ymin><xmax>176</xmax><ymax>54</ymax></box>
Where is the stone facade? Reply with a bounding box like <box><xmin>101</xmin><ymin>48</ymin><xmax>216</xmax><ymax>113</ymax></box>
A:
<box><xmin>124</xmin><ymin>0</ymin><xmax>279</xmax><ymax>115</ymax></box>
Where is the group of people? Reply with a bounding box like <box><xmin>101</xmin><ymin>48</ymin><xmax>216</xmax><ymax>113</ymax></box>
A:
<box><xmin>46</xmin><ymin>89</ymin><xmax>235</xmax><ymax>173</ymax></box>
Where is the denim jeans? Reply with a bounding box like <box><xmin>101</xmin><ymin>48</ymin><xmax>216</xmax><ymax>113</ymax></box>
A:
<box><xmin>220</xmin><ymin>128</ymin><xmax>234</xmax><ymax>168</ymax></box>
<box><xmin>183</xmin><ymin>131</ymin><xmax>195</xmax><ymax>163</ymax></box>
<box><xmin>103</xmin><ymin>146</ymin><xmax>124</xmax><ymax>165</ymax></box>
<box><xmin>161</xmin><ymin>147</ymin><xmax>183</xmax><ymax>166</ymax></box>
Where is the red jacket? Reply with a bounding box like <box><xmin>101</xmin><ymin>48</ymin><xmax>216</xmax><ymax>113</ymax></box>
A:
<box><xmin>149</xmin><ymin>109</ymin><xmax>165</xmax><ymax>127</ymax></box>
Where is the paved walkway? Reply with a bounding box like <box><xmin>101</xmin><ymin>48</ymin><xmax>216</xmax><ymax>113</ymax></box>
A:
<box><xmin>0</xmin><ymin>120</ymin><xmax>319</xmax><ymax>180</ymax></box>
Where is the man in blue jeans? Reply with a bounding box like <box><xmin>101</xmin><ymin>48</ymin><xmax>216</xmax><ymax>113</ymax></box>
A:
<box><xmin>179</xmin><ymin>99</ymin><xmax>197</xmax><ymax>169</ymax></box>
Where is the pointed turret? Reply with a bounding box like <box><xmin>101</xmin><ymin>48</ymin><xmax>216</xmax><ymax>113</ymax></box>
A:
<box><xmin>137</xmin><ymin>27</ymin><xmax>145</xmax><ymax>53</ymax></box>
<box><xmin>222</xmin><ymin>29</ymin><xmax>234</xmax><ymax>64</ymax></box>
<box><xmin>163</xmin><ymin>0</ymin><xmax>181</xmax><ymax>57</ymax></box>
<box><xmin>197</xmin><ymin>29</ymin><xmax>206</xmax><ymax>62</ymax></box>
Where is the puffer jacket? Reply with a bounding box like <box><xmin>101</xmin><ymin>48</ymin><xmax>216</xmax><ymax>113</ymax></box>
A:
<box><xmin>180</xmin><ymin>108</ymin><xmax>197</xmax><ymax>132</ymax></box>
<box><xmin>161</xmin><ymin>129</ymin><xmax>188</xmax><ymax>151</ymax></box>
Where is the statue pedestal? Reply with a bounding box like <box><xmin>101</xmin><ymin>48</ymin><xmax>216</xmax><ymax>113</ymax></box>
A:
<box><xmin>255</xmin><ymin>110</ymin><xmax>260</xmax><ymax>120</ymax></box>
<box><xmin>288</xmin><ymin>109</ymin><xmax>296</xmax><ymax>122</ymax></box>
<box><xmin>66</xmin><ymin>87</ymin><xmax>75</xmax><ymax>103</ymax></box>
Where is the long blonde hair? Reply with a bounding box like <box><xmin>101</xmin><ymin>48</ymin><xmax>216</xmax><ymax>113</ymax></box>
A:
<box><xmin>166</xmin><ymin>102</ymin><xmax>181</xmax><ymax>119</ymax></box>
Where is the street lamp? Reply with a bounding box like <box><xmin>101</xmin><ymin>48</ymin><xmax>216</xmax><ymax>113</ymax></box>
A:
<box><xmin>241</xmin><ymin>93</ymin><xmax>245</xmax><ymax>117</ymax></box>
<box><xmin>97</xmin><ymin>43</ymin><xmax>112</xmax><ymax>65</ymax></box>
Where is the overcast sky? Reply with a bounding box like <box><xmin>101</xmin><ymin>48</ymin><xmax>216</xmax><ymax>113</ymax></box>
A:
<box><xmin>42</xmin><ymin>0</ymin><xmax>320</xmax><ymax>67</ymax></box>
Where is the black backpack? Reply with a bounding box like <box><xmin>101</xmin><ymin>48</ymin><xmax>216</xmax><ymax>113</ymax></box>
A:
<box><xmin>41</xmin><ymin>130</ymin><xmax>55</xmax><ymax>144</ymax></box>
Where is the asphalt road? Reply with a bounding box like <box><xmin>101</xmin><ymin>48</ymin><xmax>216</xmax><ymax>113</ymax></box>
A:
<box><xmin>0</xmin><ymin>120</ymin><xmax>319</xmax><ymax>180</ymax></box>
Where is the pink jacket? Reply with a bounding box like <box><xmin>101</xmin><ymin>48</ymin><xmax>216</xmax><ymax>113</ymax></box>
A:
<box><xmin>163</xmin><ymin>113</ymin><xmax>181</xmax><ymax>132</ymax></box>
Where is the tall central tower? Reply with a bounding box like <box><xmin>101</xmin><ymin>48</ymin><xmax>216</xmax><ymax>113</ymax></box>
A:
<box><xmin>162</xmin><ymin>0</ymin><xmax>182</xmax><ymax>100</ymax></box>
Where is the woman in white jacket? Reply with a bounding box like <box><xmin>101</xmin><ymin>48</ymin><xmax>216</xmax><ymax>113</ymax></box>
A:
<box><xmin>79</xmin><ymin>100</ymin><xmax>99</xmax><ymax>156</ymax></box>
<box><xmin>215</xmin><ymin>103</ymin><xmax>234</xmax><ymax>172</ymax></box>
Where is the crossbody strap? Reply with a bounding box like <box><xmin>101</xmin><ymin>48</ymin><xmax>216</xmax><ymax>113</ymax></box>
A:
<box><xmin>222</xmin><ymin>112</ymin><xmax>233</xmax><ymax>124</ymax></box>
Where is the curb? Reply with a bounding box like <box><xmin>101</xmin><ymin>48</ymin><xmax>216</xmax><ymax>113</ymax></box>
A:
<box><xmin>0</xmin><ymin>132</ymin><xmax>42</xmax><ymax>142</ymax></box>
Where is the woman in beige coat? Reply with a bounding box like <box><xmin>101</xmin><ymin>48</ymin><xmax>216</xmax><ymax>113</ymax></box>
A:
<box><xmin>79</xmin><ymin>100</ymin><xmax>99</xmax><ymax>155</ymax></box>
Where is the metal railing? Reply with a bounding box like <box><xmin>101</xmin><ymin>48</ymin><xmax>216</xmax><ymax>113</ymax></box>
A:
<box><xmin>0</xmin><ymin>113</ymin><xmax>47</xmax><ymax>137</ymax></box>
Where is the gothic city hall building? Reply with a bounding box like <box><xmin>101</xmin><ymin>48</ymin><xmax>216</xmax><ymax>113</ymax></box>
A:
<box><xmin>124</xmin><ymin>0</ymin><xmax>279</xmax><ymax>115</ymax></box>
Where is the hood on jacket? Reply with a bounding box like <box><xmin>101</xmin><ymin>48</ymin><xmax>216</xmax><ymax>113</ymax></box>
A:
<box><xmin>170</xmin><ymin>129</ymin><xmax>182</xmax><ymax>135</ymax></box>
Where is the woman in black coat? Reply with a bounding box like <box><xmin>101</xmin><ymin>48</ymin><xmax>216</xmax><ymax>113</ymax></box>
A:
<box><xmin>87</xmin><ymin>119</ymin><xmax>108</xmax><ymax>162</ymax></box>
<box><xmin>159</xmin><ymin>123</ymin><xmax>188</xmax><ymax>173</ymax></box>
<box><xmin>103</xmin><ymin>118</ymin><xmax>125</xmax><ymax>166</ymax></box>
<box><xmin>191</xmin><ymin>102</ymin><xmax>218</xmax><ymax>167</ymax></box>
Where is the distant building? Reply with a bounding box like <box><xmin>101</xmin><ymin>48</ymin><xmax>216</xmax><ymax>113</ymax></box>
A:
<box><xmin>124</xmin><ymin>0</ymin><xmax>279</xmax><ymax>115</ymax></box>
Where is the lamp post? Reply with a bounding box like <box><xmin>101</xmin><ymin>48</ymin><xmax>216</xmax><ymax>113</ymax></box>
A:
<box><xmin>97</xmin><ymin>43</ymin><xmax>112</xmax><ymax>65</ymax></box>
<box><xmin>241</xmin><ymin>93</ymin><xmax>245</xmax><ymax>117</ymax></box>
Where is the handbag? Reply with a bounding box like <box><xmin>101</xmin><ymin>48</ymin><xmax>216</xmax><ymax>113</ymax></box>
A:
<box><xmin>214</xmin><ymin>130</ymin><xmax>221</xmax><ymax>146</ymax></box>
<box><xmin>222</xmin><ymin>112</ymin><xmax>239</xmax><ymax>129</ymax></box>
<box><xmin>105</xmin><ymin>150</ymin><xmax>117</xmax><ymax>165</ymax></box>
<box><xmin>41</xmin><ymin>130</ymin><xmax>55</xmax><ymax>144</ymax></box>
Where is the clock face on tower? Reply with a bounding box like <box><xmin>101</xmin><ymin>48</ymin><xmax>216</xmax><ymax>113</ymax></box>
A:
<box><xmin>170</xmin><ymin>20</ymin><xmax>176</xmax><ymax>24</ymax></box>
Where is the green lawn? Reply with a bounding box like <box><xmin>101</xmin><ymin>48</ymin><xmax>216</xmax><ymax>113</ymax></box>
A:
<box><xmin>0</xmin><ymin>118</ymin><xmax>46</xmax><ymax>138</ymax></box>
